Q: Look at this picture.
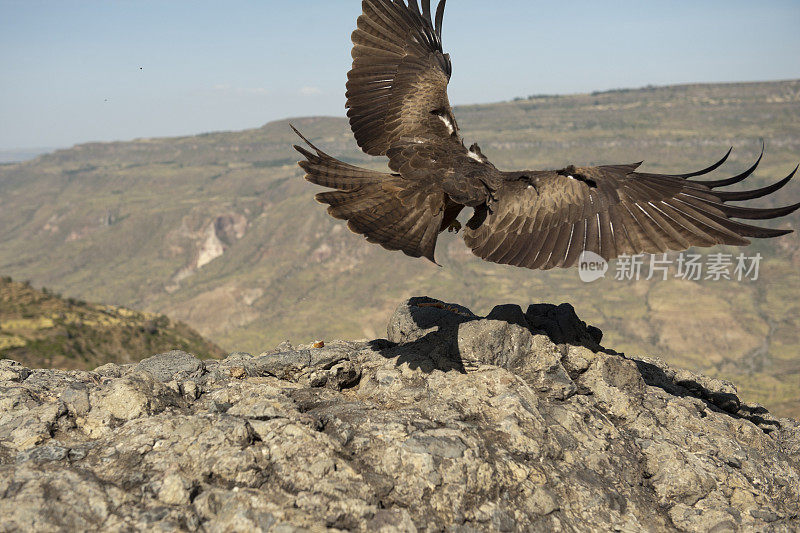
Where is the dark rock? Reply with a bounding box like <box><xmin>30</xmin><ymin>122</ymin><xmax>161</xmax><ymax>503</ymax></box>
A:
<box><xmin>526</xmin><ymin>302</ymin><xmax>603</xmax><ymax>349</ymax></box>
<box><xmin>485</xmin><ymin>303</ymin><xmax>529</xmax><ymax>329</ymax></box>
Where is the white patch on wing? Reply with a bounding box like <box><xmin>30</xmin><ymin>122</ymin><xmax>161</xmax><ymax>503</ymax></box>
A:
<box><xmin>437</xmin><ymin>114</ymin><xmax>455</xmax><ymax>135</ymax></box>
<box><xmin>568</xmin><ymin>175</ymin><xmax>575</xmax><ymax>180</ymax></box>
<box><xmin>467</xmin><ymin>150</ymin><xmax>483</xmax><ymax>162</ymax></box>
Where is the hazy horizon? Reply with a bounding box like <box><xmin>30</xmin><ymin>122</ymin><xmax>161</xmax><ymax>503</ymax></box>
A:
<box><xmin>2</xmin><ymin>0</ymin><xmax>799</xmax><ymax>151</ymax></box>
<box><xmin>2</xmin><ymin>78</ymin><xmax>799</xmax><ymax>159</ymax></box>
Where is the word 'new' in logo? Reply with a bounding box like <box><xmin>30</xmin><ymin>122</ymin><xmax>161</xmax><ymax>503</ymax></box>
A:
<box><xmin>578</xmin><ymin>251</ymin><xmax>608</xmax><ymax>283</ymax></box>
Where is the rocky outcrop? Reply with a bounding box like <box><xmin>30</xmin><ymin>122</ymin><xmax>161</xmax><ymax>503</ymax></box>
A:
<box><xmin>1</xmin><ymin>297</ymin><xmax>798</xmax><ymax>532</ymax></box>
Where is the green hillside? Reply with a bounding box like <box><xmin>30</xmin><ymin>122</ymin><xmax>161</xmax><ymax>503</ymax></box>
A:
<box><xmin>0</xmin><ymin>80</ymin><xmax>798</xmax><ymax>416</ymax></box>
<box><xmin>0</xmin><ymin>276</ymin><xmax>225</xmax><ymax>369</ymax></box>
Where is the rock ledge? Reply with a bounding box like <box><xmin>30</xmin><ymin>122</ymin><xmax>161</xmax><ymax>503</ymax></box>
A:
<box><xmin>1</xmin><ymin>297</ymin><xmax>798</xmax><ymax>532</ymax></box>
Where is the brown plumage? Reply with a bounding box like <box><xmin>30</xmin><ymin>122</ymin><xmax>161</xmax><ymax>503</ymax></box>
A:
<box><xmin>294</xmin><ymin>0</ymin><xmax>798</xmax><ymax>269</ymax></box>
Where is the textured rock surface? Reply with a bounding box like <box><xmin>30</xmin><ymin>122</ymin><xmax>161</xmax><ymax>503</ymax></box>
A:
<box><xmin>1</xmin><ymin>297</ymin><xmax>798</xmax><ymax>532</ymax></box>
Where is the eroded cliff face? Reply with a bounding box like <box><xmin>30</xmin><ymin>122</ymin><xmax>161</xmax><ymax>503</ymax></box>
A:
<box><xmin>1</xmin><ymin>297</ymin><xmax>798</xmax><ymax>532</ymax></box>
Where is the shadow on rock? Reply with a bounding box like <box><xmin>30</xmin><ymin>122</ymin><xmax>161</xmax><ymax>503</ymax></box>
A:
<box><xmin>631</xmin><ymin>356</ymin><xmax>782</xmax><ymax>432</ymax></box>
<box><xmin>369</xmin><ymin>296</ymin><xmax>607</xmax><ymax>402</ymax></box>
<box><xmin>374</xmin><ymin>296</ymin><xmax>785</xmax><ymax>432</ymax></box>
<box><xmin>375</xmin><ymin>296</ymin><xmax>603</xmax><ymax>373</ymax></box>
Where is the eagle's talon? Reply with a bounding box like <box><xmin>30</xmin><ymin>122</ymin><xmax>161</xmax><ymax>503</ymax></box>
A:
<box><xmin>486</xmin><ymin>192</ymin><xmax>499</xmax><ymax>215</ymax></box>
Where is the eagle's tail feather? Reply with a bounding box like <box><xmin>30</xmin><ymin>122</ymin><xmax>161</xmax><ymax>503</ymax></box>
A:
<box><xmin>292</xmin><ymin>126</ymin><xmax>445</xmax><ymax>262</ymax></box>
<box><xmin>291</xmin><ymin>125</ymin><xmax>387</xmax><ymax>190</ymax></box>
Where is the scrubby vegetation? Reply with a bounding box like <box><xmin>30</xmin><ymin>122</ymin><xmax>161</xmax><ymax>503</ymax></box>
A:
<box><xmin>0</xmin><ymin>276</ymin><xmax>225</xmax><ymax>369</ymax></box>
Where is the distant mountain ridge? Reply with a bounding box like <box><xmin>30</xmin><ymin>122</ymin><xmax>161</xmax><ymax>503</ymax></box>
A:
<box><xmin>0</xmin><ymin>79</ymin><xmax>798</xmax><ymax>416</ymax></box>
<box><xmin>0</xmin><ymin>148</ymin><xmax>59</xmax><ymax>164</ymax></box>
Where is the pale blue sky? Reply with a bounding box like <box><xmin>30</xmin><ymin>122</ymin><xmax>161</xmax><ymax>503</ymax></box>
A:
<box><xmin>1</xmin><ymin>0</ymin><xmax>799</xmax><ymax>150</ymax></box>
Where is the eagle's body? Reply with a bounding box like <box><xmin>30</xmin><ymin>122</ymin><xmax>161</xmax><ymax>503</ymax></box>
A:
<box><xmin>294</xmin><ymin>0</ymin><xmax>798</xmax><ymax>270</ymax></box>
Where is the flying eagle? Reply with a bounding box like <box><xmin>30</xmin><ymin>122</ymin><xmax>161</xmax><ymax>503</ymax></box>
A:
<box><xmin>293</xmin><ymin>0</ymin><xmax>798</xmax><ymax>270</ymax></box>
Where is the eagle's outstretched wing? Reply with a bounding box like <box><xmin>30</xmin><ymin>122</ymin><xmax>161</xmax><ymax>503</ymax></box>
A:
<box><xmin>295</xmin><ymin>0</ymin><xmax>478</xmax><ymax>262</ymax></box>
<box><xmin>346</xmin><ymin>0</ymin><xmax>460</xmax><ymax>156</ymax></box>
<box><xmin>345</xmin><ymin>0</ymin><xmax>500</xmax><ymax>207</ymax></box>
<box><xmin>463</xmin><ymin>150</ymin><xmax>799</xmax><ymax>270</ymax></box>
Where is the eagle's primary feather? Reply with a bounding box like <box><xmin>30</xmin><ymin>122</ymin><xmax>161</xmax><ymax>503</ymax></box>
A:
<box><xmin>294</xmin><ymin>0</ymin><xmax>798</xmax><ymax>269</ymax></box>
